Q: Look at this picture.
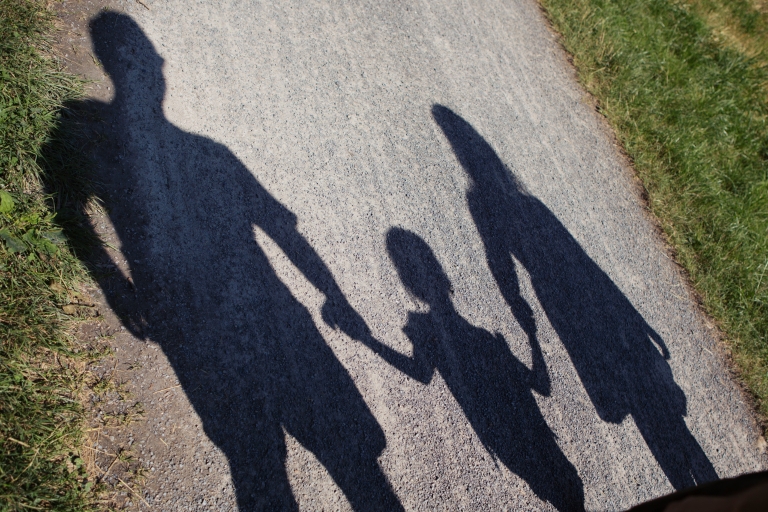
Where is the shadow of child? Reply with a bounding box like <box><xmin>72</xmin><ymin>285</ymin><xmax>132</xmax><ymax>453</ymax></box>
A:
<box><xmin>360</xmin><ymin>227</ymin><xmax>585</xmax><ymax>511</ymax></box>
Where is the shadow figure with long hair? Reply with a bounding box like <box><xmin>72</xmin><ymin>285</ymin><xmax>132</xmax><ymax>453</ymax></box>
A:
<box><xmin>431</xmin><ymin>104</ymin><xmax>718</xmax><ymax>491</ymax></box>
<box><xmin>68</xmin><ymin>11</ymin><xmax>403</xmax><ymax>511</ymax></box>
<box><xmin>360</xmin><ymin>228</ymin><xmax>585</xmax><ymax>511</ymax></box>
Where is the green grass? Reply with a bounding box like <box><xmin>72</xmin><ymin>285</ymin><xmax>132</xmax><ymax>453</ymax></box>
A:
<box><xmin>538</xmin><ymin>0</ymin><xmax>768</xmax><ymax>416</ymax></box>
<box><xmin>1</xmin><ymin>0</ymin><xmax>98</xmax><ymax>509</ymax></box>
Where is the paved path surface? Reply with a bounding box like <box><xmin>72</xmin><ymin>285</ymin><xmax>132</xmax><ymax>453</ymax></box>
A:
<box><xmin>60</xmin><ymin>0</ymin><xmax>765</xmax><ymax>510</ymax></box>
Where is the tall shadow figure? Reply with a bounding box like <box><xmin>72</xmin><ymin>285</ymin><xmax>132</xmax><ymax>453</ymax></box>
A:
<box><xmin>431</xmin><ymin>104</ymin><xmax>718</xmax><ymax>490</ymax></box>
<box><xmin>74</xmin><ymin>12</ymin><xmax>403</xmax><ymax>511</ymax></box>
<box><xmin>360</xmin><ymin>228</ymin><xmax>584</xmax><ymax>511</ymax></box>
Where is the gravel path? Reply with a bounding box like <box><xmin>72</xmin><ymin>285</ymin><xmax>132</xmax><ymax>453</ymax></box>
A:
<box><xmin>59</xmin><ymin>0</ymin><xmax>765</xmax><ymax>510</ymax></box>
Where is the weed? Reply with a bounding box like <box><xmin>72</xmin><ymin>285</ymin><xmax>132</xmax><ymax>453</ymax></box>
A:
<box><xmin>1</xmin><ymin>0</ymin><xmax>101</xmax><ymax>509</ymax></box>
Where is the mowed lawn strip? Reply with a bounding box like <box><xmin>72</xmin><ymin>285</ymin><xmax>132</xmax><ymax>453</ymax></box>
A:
<box><xmin>1</xmin><ymin>0</ymin><xmax>97</xmax><ymax>509</ymax></box>
<box><xmin>539</xmin><ymin>0</ymin><xmax>768</xmax><ymax>416</ymax></box>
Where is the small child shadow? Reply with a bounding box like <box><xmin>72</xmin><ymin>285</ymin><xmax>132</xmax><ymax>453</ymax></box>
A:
<box><xmin>361</xmin><ymin>228</ymin><xmax>585</xmax><ymax>511</ymax></box>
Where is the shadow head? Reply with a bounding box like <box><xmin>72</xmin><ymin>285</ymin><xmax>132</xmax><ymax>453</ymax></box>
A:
<box><xmin>89</xmin><ymin>11</ymin><xmax>165</xmax><ymax>106</ymax></box>
<box><xmin>386</xmin><ymin>228</ymin><xmax>452</xmax><ymax>308</ymax></box>
<box><xmin>431</xmin><ymin>104</ymin><xmax>524</xmax><ymax>197</ymax></box>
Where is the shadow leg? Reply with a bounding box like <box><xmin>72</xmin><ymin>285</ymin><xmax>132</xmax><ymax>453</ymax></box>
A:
<box><xmin>284</xmin><ymin>408</ymin><xmax>403</xmax><ymax>512</ymax></box>
<box><xmin>320</xmin><ymin>451</ymin><xmax>404</xmax><ymax>512</ymax></box>
<box><xmin>281</xmin><ymin>377</ymin><xmax>403</xmax><ymax>511</ymax></box>
<box><xmin>213</xmin><ymin>414</ymin><xmax>299</xmax><ymax>511</ymax></box>
<box><xmin>635</xmin><ymin>411</ymin><xmax>718</xmax><ymax>490</ymax></box>
<box><xmin>496</xmin><ymin>435</ymin><xmax>585</xmax><ymax>512</ymax></box>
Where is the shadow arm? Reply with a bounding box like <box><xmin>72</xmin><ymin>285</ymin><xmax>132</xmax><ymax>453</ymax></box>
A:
<box><xmin>358</xmin><ymin>333</ymin><xmax>433</xmax><ymax>384</ymax></box>
<box><xmin>486</xmin><ymin>244</ymin><xmax>550</xmax><ymax>394</ymax></box>
<box><xmin>486</xmin><ymin>242</ymin><xmax>537</xmax><ymax>340</ymax></box>
<box><xmin>526</xmin><ymin>330</ymin><xmax>551</xmax><ymax>396</ymax></box>
<box><xmin>89</xmin><ymin>242</ymin><xmax>148</xmax><ymax>340</ymax></box>
<box><xmin>254</xmin><ymin>198</ymin><xmax>372</xmax><ymax>341</ymax></box>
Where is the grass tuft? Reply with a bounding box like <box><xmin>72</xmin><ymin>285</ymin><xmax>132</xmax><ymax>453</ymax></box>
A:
<box><xmin>539</xmin><ymin>0</ymin><xmax>768</xmax><ymax>415</ymax></box>
<box><xmin>1</xmin><ymin>0</ymin><xmax>99</xmax><ymax>509</ymax></box>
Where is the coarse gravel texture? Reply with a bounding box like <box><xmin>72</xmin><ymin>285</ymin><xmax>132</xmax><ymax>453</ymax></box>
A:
<box><xmin>52</xmin><ymin>0</ymin><xmax>766</xmax><ymax>510</ymax></box>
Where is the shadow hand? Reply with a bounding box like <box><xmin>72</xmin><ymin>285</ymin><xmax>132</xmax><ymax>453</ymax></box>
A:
<box><xmin>321</xmin><ymin>297</ymin><xmax>371</xmax><ymax>342</ymax></box>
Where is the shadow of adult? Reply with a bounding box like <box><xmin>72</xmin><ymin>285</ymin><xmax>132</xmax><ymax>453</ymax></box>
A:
<box><xmin>360</xmin><ymin>228</ymin><xmax>585</xmax><ymax>511</ymax></box>
<box><xmin>72</xmin><ymin>12</ymin><xmax>403</xmax><ymax>511</ymax></box>
<box><xmin>431</xmin><ymin>104</ymin><xmax>718</xmax><ymax>490</ymax></box>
